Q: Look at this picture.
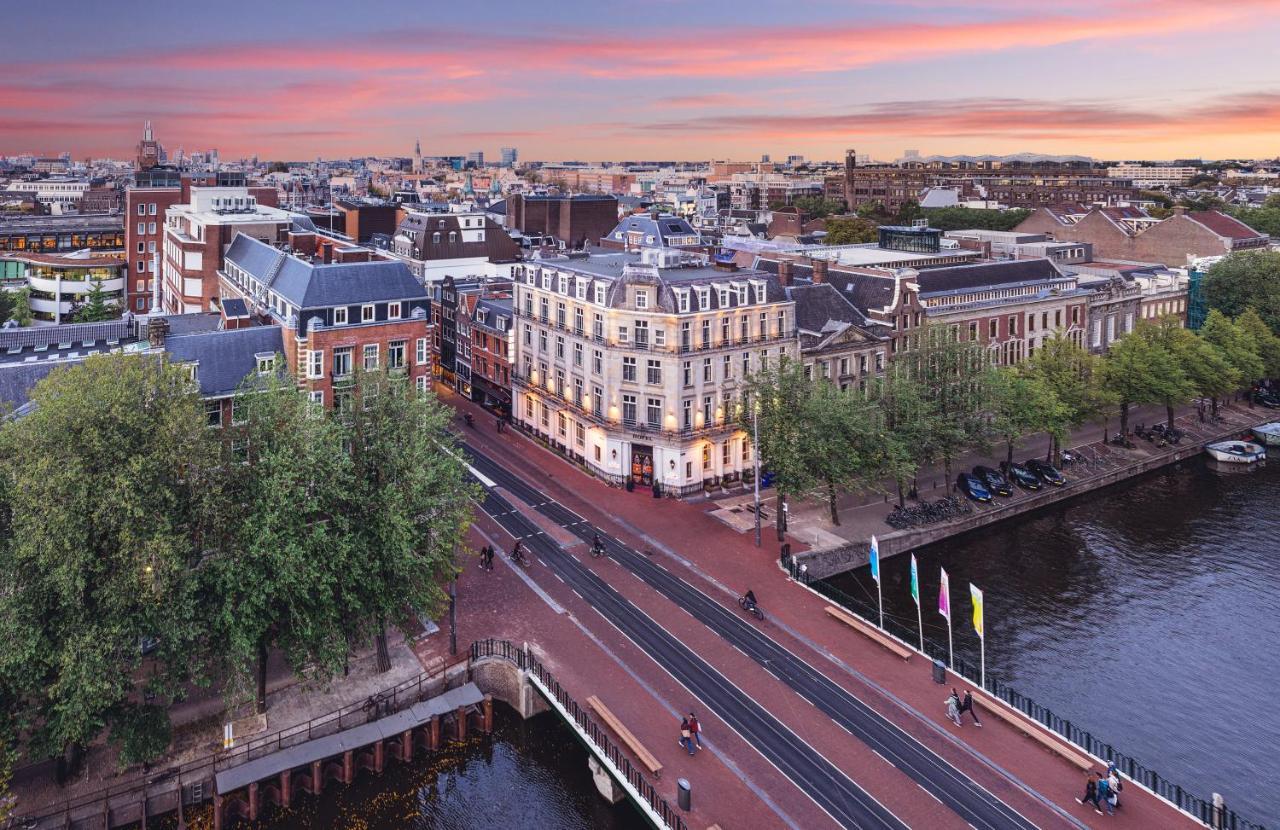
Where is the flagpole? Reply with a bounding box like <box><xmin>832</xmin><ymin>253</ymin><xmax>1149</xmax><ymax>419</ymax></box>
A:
<box><xmin>869</xmin><ymin>536</ymin><xmax>883</xmax><ymax>629</ymax></box>
<box><xmin>916</xmin><ymin>593</ymin><xmax>924</xmax><ymax>653</ymax></box>
<box><xmin>910</xmin><ymin>554</ymin><xmax>923</xmax><ymax>653</ymax></box>
<box><xmin>947</xmin><ymin>617</ymin><xmax>954</xmax><ymax>672</ymax></box>
<box><xmin>876</xmin><ymin>572</ymin><xmax>883</xmax><ymax>629</ymax></box>
<box><xmin>980</xmin><ymin>633</ymin><xmax>985</xmax><ymax>691</ymax></box>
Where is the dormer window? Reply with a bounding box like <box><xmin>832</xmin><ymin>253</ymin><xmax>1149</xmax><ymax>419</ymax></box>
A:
<box><xmin>334</xmin><ymin>306</ymin><xmax>348</xmax><ymax>325</ymax></box>
<box><xmin>433</xmin><ymin>232</ymin><xmax>441</xmax><ymax>243</ymax></box>
<box><xmin>753</xmin><ymin>282</ymin><xmax>766</xmax><ymax>304</ymax></box>
<box><xmin>183</xmin><ymin>363</ymin><xmax>199</xmax><ymax>383</ymax></box>
<box><xmin>718</xmin><ymin>287</ymin><xmax>730</xmax><ymax>307</ymax></box>
<box><xmin>594</xmin><ymin>283</ymin><xmax>606</xmax><ymax>305</ymax></box>
<box><xmin>388</xmin><ymin>301</ymin><xmax>402</xmax><ymax>319</ymax></box>
<box><xmin>362</xmin><ymin>304</ymin><xmax>375</xmax><ymax>323</ymax></box>
<box><xmin>696</xmin><ymin>287</ymin><xmax>710</xmax><ymax>309</ymax></box>
<box><xmin>675</xmin><ymin>289</ymin><xmax>690</xmax><ymax>313</ymax></box>
<box><xmin>256</xmin><ymin>353</ymin><xmax>275</xmax><ymax>375</ymax></box>
<box><xmin>449</xmin><ymin>231</ymin><xmax>457</xmax><ymax>242</ymax></box>
<box><xmin>635</xmin><ymin>290</ymin><xmax>649</xmax><ymax>310</ymax></box>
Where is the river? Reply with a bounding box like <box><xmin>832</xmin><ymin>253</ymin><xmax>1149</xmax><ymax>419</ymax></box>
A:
<box><xmin>238</xmin><ymin>705</ymin><xmax>649</xmax><ymax>830</ymax></box>
<box><xmin>825</xmin><ymin>456</ymin><xmax>1280</xmax><ymax>825</ymax></box>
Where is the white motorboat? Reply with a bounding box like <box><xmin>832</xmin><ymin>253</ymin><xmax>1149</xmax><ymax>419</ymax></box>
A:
<box><xmin>1205</xmin><ymin>440</ymin><xmax>1266</xmax><ymax>464</ymax></box>
<box><xmin>1251</xmin><ymin>423</ymin><xmax>1280</xmax><ymax>447</ymax></box>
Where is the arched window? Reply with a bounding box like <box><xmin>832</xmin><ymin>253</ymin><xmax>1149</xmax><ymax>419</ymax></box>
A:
<box><xmin>449</xmin><ymin>231</ymin><xmax>457</xmax><ymax>242</ymax></box>
<box><xmin>432</xmin><ymin>232</ymin><xmax>441</xmax><ymax>243</ymax></box>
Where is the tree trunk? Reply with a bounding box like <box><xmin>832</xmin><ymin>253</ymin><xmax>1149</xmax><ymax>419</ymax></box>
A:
<box><xmin>775</xmin><ymin>491</ymin><xmax>786</xmax><ymax>541</ymax></box>
<box><xmin>1166</xmin><ymin>401</ymin><xmax>1175</xmax><ymax>432</ymax></box>
<box><xmin>943</xmin><ymin>455</ymin><xmax>953</xmax><ymax>490</ymax></box>
<box><xmin>1006</xmin><ymin>439</ymin><xmax>1014</xmax><ymax>470</ymax></box>
<box><xmin>897</xmin><ymin>481</ymin><xmax>905</xmax><ymax>508</ymax></box>
<box><xmin>375</xmin><ymin>615</ymin><xmax>392</xmax><ymax>673</ymax></box>
<box><xmin>827</xmin><ymin>479</ymin><xmax>840</xmax><ymax>526</ymax></box>
<box><xmin>1211</xmin><ymin>395</ymin><xmax>1220</xmax><ymax>417</ymax></box>
<box><xmin>1119</xmin><ymin>402</ymin><xmax>1130</xmax><ymax>438</ymax></box>
<box><xmin>256</xmin><ymin>637</ymin><xmax>268</xmax><ymax>715</ymax></box>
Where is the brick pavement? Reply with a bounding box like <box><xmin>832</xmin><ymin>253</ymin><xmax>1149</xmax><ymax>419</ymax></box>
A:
<box><xmin>445</xmin><ymin>388</ymin><xmax>1205</xmax><ymax>830</ymax></box>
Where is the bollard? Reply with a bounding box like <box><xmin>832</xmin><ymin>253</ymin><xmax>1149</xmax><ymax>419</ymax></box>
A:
<box><xmin>932</xmin><ymin>659</ymin><xmax>947</xmax><ymax>685</ymax></box>
<box><xmin>677</xmin><ymin>778</ymin><xmax>691</xmax><ymax>811</ymax></box>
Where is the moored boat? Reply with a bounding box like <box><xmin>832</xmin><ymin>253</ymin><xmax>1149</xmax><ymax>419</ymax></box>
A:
<box><xmin>1205</xmin><ymin>440</ymin><xmax>1266</xmax><ymax>464</ymax></box>
<box><xmin>1251</xmin><ymin>423</ymin><xmax>1280</xmax><ymax>447</ymax></box>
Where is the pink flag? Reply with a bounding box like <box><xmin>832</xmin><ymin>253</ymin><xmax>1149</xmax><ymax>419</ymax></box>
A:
<box><xmin>939</xmin><ymin>567</ymin><xmax>951</xmax><ymax>621</ymax></box>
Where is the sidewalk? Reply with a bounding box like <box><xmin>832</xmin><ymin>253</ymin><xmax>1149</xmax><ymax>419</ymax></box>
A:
<box><xmin>447</xmin><ymin>389</ymin><xmax>1204</xmax><ymax>830</ymax></box>
<box><xmin>737</xmin><ymin>400</ymin><xmax>1265</xmax><ymax>558</ymax></box>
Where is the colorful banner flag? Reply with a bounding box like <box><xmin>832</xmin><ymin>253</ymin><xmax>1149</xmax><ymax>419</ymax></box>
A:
<box><xmin>910</xmin><ymin>554</ymin><xmax>919</xmax><ymax>608</ymax></box>
<box><xmin>970</xmin><ymin>583</ymin><xmax>984</xmax><ymax>640</ymax></box>
<box><xmin>939</xmin><ymin>567</ymin><xmax>951</xmax><ymax>621</ymax></box>
<box><xmin>869</xmin><ymin>535</ymin><xmax>880</xmax><ymax>584</ymax></box>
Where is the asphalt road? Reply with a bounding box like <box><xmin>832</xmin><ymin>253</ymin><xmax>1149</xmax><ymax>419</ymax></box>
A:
<box><xmin>464</xmin><ymin>441</ymin><xmax>1043</xmax><ymax>830</ymax></box>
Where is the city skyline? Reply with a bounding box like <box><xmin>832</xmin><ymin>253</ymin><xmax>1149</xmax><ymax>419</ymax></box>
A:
<box><xmin>3</xmin><ymin>0</ymin><xmax>1280</xmax><ymax>161</ymax></box>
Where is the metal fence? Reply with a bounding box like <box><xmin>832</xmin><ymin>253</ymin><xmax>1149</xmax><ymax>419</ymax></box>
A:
<box><xmin>471</xmin><ymin>638</ymin><xmax>689</xmax><ymax>830</ymax></box>
<box><xmin>783</xmin><ymin>557</ymin><xmax>1266</xmax><ymax>830</ymax></box>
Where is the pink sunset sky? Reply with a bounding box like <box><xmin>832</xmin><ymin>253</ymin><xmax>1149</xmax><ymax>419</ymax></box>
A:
<box><xmin>4</xmin><ymin>0</ymin><xmax>1279</xmax><ymax>162</ymax></box>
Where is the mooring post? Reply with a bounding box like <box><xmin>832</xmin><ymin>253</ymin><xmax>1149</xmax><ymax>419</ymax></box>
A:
<box><xmin>212</xmin><ymin>794</ymin><xmax>223</xmax><ymax>830</ymax></box>
<box><xmin>456</xmin><ymin>705</ymin><xmax>468</xmax><ymax>741</ymax></box>
<box><xmin>342</xmin><ymin>750</ymin><xmax>354</xmax><ymax>784</ymax></box>
<box><xmin>483</xmin><ymin>694</ymin><xmax>494</xmax><ymax>734</ymax></box>
<box><xmin>401</xmin><ymin>728</ymin><xmax>413</xmax><ymax>762</ymax></box>
<box><xmin>374</xmin><ymin>739</ymin><xmax>384</xmax><ymax>773</ymax></box>
<box><xmin>280</xmin><ymin>769</ymin><xmax>291</xmax><ymax>808</ymax></box>
<box><xmin>248</xmin><ymin>782</ymin><xmax>259</xmax><ymax>820</ymax></box>
<box><xmin>311</xmin><ymin>760</ymin><xmax>322</xmax><ymax>795</ymax></box>
<box><xmin>429</xmin><ymin>714</ymin><xmax>441</xmax><ymax>750</ymax></box>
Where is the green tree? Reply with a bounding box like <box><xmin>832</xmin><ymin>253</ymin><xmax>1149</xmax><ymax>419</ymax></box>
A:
<box><xmin>856</xmin><ymin>200</ymin><xmax>888</xmax><ymax>220</ymax></box>
<box><xmin>786</xmin><ymin>196</ymin><xmax>843</xmax><ymax>218</ymax></box>
<box><xmin>70</xmin><ymin>278</ymin><xmax>119</xmax><ymax>323</ymax></box>
<box><xmin>10</xmin><ymin>287</ymin><xmax>31</xmax><ymax>327</ymax></box>
<box><xmin>822</xmin><ymin>216</ymin><xmax>879</xmax><ymax>245</ymax></box>
<box><xmin>0</xmin><ymin>353</ymin><xmax>217</xmax><ymax>768</ymax></box>
<box><xmin>803</xmin><ymin>382</ymin><xmax>884</xmax><ymax>525</ymax></box>
<box><xmin>876</xmin><ymin>364</ymin><xmax>939</xmax><ymax>506</ymax></box>
<box><xmin>1199</xmin><ymin>310</ymin><xmax>1264</xmax><ymax>412</ymax></box>
<box><xmin>1202</xmin><ymin>251</ymin><xmax>1280</xmax><ymax>331</ymax></box>
<box><xmin>895</xmin><ymin>199</ymin><xmax>922</xmax><ymax>224</ymax></box>
<box><xmin>742</xmin><ymin>359</ymin><xmax>820</xmax><ymax>539</ymax></box>
<box><xmin>1236</xmin><ymin>308</ymin><xmax>1280</xmax><ymax>378</ymax></box>
<box><xmin>1022</xmin><ymin>334</ymin><xmax>1111</xmax><ymax>442</ymax></box>
<box><xmin>920</xmin><ymin>206</ymin><xmax>1031</xmax><ymax>232</ymax></box>
<box><xmin>1142</xmin><ymin>318</ymin><xmax>1219</xmax><ymax>430</ymax></box>
<box><xmin>204</xmin><ymin>370</ymin><xmax>355</xmax><ymax>714</ymax></box>
<box><xmin>1100</xmin><ymin>324</ymin><xmax>1191</xmax><ymax>437</ymax></box>
<box><xmin>989</xmin><ymin>369</ymin><xmax>1066</xmax><ymax>468</ymax></box>
<box><xmin>338</xmin><ymin>369</ymin><xmax>475</xmax><ymax>672</ymax></box>
<box><xmin>899</xmin><ymin>323</ymin><xmax>995</xmax><ymax>485</ymax></box>
<box><xmin>0</xmin><ymin>288</ymin><xmax>14</xmax><ymax>325</ymax></box>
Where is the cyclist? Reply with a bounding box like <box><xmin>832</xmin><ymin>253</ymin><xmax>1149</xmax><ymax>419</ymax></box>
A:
<box><xmin>743</xmin><ymin>589</ymin><xmax>758</xmax><ymax>611</ymax></box>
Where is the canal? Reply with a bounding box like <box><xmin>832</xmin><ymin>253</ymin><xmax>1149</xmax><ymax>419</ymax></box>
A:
<box><xmin>232</xmin><ymin>704</ymin><xmax>649</xmax><ymax>830</ymax></box>
<box><xmin>826</xmin><ymin>456</ymin><xmax>1280</xmax><ymax>825</ymax></box>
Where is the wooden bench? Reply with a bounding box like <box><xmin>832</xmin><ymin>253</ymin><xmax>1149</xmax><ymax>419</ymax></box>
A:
<box><xmin>824</xmin><ymin>606</ymin><xmax>913</xmax><ymax>661</ymax></box>
<box><xmin>587</xmin><ymin>695</ymin><xmax>663</xmax><ymax>777</ymax></box>
<box><xmin>976</xmin><ymin>696</ymin><xmax>1094</xmax><ymax>770</ymax></box>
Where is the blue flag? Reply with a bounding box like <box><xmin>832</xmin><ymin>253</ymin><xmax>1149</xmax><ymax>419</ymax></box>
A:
<box><xmin>869</xmin><ymin>535</ymin><xmax>880</xmax><ymax>584</ymax></box>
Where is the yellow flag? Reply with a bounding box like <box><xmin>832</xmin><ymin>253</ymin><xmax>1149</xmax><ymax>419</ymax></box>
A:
<box><xmin>970</xmin><ymin>584</ymin><xmax>984</xmax><ymax>640</ymax></box>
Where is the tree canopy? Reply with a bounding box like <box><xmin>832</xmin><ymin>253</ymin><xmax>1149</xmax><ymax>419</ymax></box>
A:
<box><xmin>1203</xmin><ymin>251</ymin><xmax>1280</xmax><ymax>332</ymax></box>
<box><xmin>822</xmin><ymin>216</ymin><xmax>879</xmax><ymax>245</ymax></box>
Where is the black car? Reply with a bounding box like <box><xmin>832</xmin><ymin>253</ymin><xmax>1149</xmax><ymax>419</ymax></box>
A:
<box><xmin>972</xmin><ymin>465</ymin><xmax>1012</xmax><ymax>497</ymax></box>
<box><xmin>1254</xmin><ymin>390</ymin><xmax>1280</xmax><ymax>409</ymax></box>
<box><xmin>1006</xmin><ymin>461</ymin><xmax>1041</xmax><ymax>490</ymax></box>
<box><xmin>956</xmin><ymin>472</ymin><xmax>993</xmax><ymax>502</ymax></box>
<box><xmin>1025</xmin><ymin>458</ymin><xmax>1067</xmax><ymax>486</ymax></box>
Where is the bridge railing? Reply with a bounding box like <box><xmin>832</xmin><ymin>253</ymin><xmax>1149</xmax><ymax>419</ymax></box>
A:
<box><xmin>785</xmin><ymin>559</ymin><xmax>1266</xmax><ymax>830</ymax></box>
<box><xmin>471</xmin><ymin>638</ymin><xmax>689</xmax><ymax>830</ymax></box>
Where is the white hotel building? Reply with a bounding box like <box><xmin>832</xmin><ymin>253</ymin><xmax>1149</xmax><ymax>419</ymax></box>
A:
<box><xmin>513</xmin><ymin>248</ymin><xmax>796</xmax><ymax>495</ymax></box>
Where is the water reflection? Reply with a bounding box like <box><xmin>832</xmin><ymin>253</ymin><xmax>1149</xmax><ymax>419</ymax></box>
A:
<box><xmin>827</xmin><ymin>459</ymin><xmax>1280</xmax><ymax>824</ymax></box>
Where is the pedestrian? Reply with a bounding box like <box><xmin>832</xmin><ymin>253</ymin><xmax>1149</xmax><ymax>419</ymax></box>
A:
<box><xmin>484</xmin><ymin>545</ymin><xmax>494</xmax><ymax>570</ymax></box>
<box><xmin>496</xmin><ymin>416</ymin><xmax>503</xmax><ymax>433</ymax></box>
<box><xmin>1095</xmin><ymin>772</ymin><xmax>1113</xmax><ymax>816</ymax></box>
<box><xmin>1107</xmin><ymin>763</ymin><xmax>1122</xmax><ymax>810</ymax></box>
<box><xmin>479</xmin><ymin>544</ymin><xmax>489</xmax><ymax>570</ymax></box>
<box><xmin>688</xmin><ymin>713</ymin><xmax>702</xmax><ymax>750</ymax></box>
<box><xmin>679</xmin><ymin>717</ymin><xmax>694</xmax><ymax>756</ymax></box>
<box><xmin>958</xmin><ymin>689</ymin><xmax>982</xmax><ymax>726</ymax></box>
<box><xmin>945</xmin><ymin>691</ymin><xmax>962</xmax><ymax>727</ymax></box>
<box><xmin>1075</xmin><ymin>770</ymin><xmax>1099</xmax><ymax>810</ymax></box>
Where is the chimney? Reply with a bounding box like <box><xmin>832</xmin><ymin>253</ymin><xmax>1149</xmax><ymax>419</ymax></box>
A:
<box><xmin>812</xmin><ymin>257</ymin><xmax>829</xmax><ymax>284</ymax></box>
<box><xmin>288</xmin><ymin>230</ymin><xmax>317</xmax><ymax>257</ymax></box>
<box><xmin>778</xmin><ymin>259</ymin><xmax>794</xmax><ymax>286</ymax></box>
<box><xmin>147</xmin><ymin>315</ymin><xmax>170</xmax><ymax>349</ymax></box>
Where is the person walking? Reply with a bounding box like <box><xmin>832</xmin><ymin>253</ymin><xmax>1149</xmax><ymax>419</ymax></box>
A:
<box><xmin>1075</xmin><ymin>771</ymin><xmax>1099</xmax><ymax>810</ymax></box>
<box><xmin>484</xmin><ymin>545</ymin><xmax>494</xmax><ymax>570</ymax></box>
<box><xmin>1095</xmin><ymin>772</ymin><xmax>1113</xmax><ymax>816</ymax></box>
<box><xmin>688</xmin><ymin>713</ymin><xmax>702</xmax><ymax>750</ymax></box>
<box><xmin>678</xmin><ymin>717</ymin><xmax>694</xmax><ymax>756</ymax></box>
<box><xmin>1106</xmin><ymin>764</ymin><xmax>1122</xmax><ymax>810</ymax></box>
<box><xmin>945</xmin><ymin>691</ymin><xmax>963</xmax><ymax>727</ymax></box>
<box><xmin>958</xmin><ymin>689</ymin><xmax>982</xmax><ymax>726</ymax></box>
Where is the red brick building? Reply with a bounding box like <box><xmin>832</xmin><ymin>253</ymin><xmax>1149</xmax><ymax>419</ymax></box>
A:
<box><xmin>219</xmin><ymin>233</ymin><xmax>433</xmax><ymax>407</ymax></box>
<box><xmin>1015</xmin><ymin>206</ymin><xmax>1269</xmax><ymax>267</ymax></box>
<box><xmin>507</xmin><ymin>193</ymin><xmax>618</xmax><ymax>249</ymax></box>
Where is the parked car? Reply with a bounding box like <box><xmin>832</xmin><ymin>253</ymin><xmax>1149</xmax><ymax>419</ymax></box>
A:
<box><xmin>1254</xmin><ymin>390</ymin><xmax>1280</xmax><ymax>409</ymax></box>
<box><xmin>1025</xmin><ymin>458</ymin><xmax>1067</xmax><ymax>486</ymax></box>
<box><xmin>972</xmin><ymin>465</ymin><xmax>1012</xmax><ymax>497</ymax></box>
<box><xmin>956</xmin><ymin>472</ymin><xmax>993</xmax><ymax>502</ymax></box>
<box><xmin>1006</xmin><ymin>461</ymin><xmax>1041</xmax><ymax>490</ymax></box>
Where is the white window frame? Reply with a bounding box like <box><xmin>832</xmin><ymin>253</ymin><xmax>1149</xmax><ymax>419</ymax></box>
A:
<box><xmin>361</xmin><ymin>304</ymin><xmax>375</xmax><ymax>323</ymax></box>
<box><xmin>388</xmin><ymin>301</ymin><xmax>402</xmax><ymax>319</ymax></box>
<box><xmin>334</xmin><ymin>306</ymin><xmax>348</xmax><ymax>325</ymax></box>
